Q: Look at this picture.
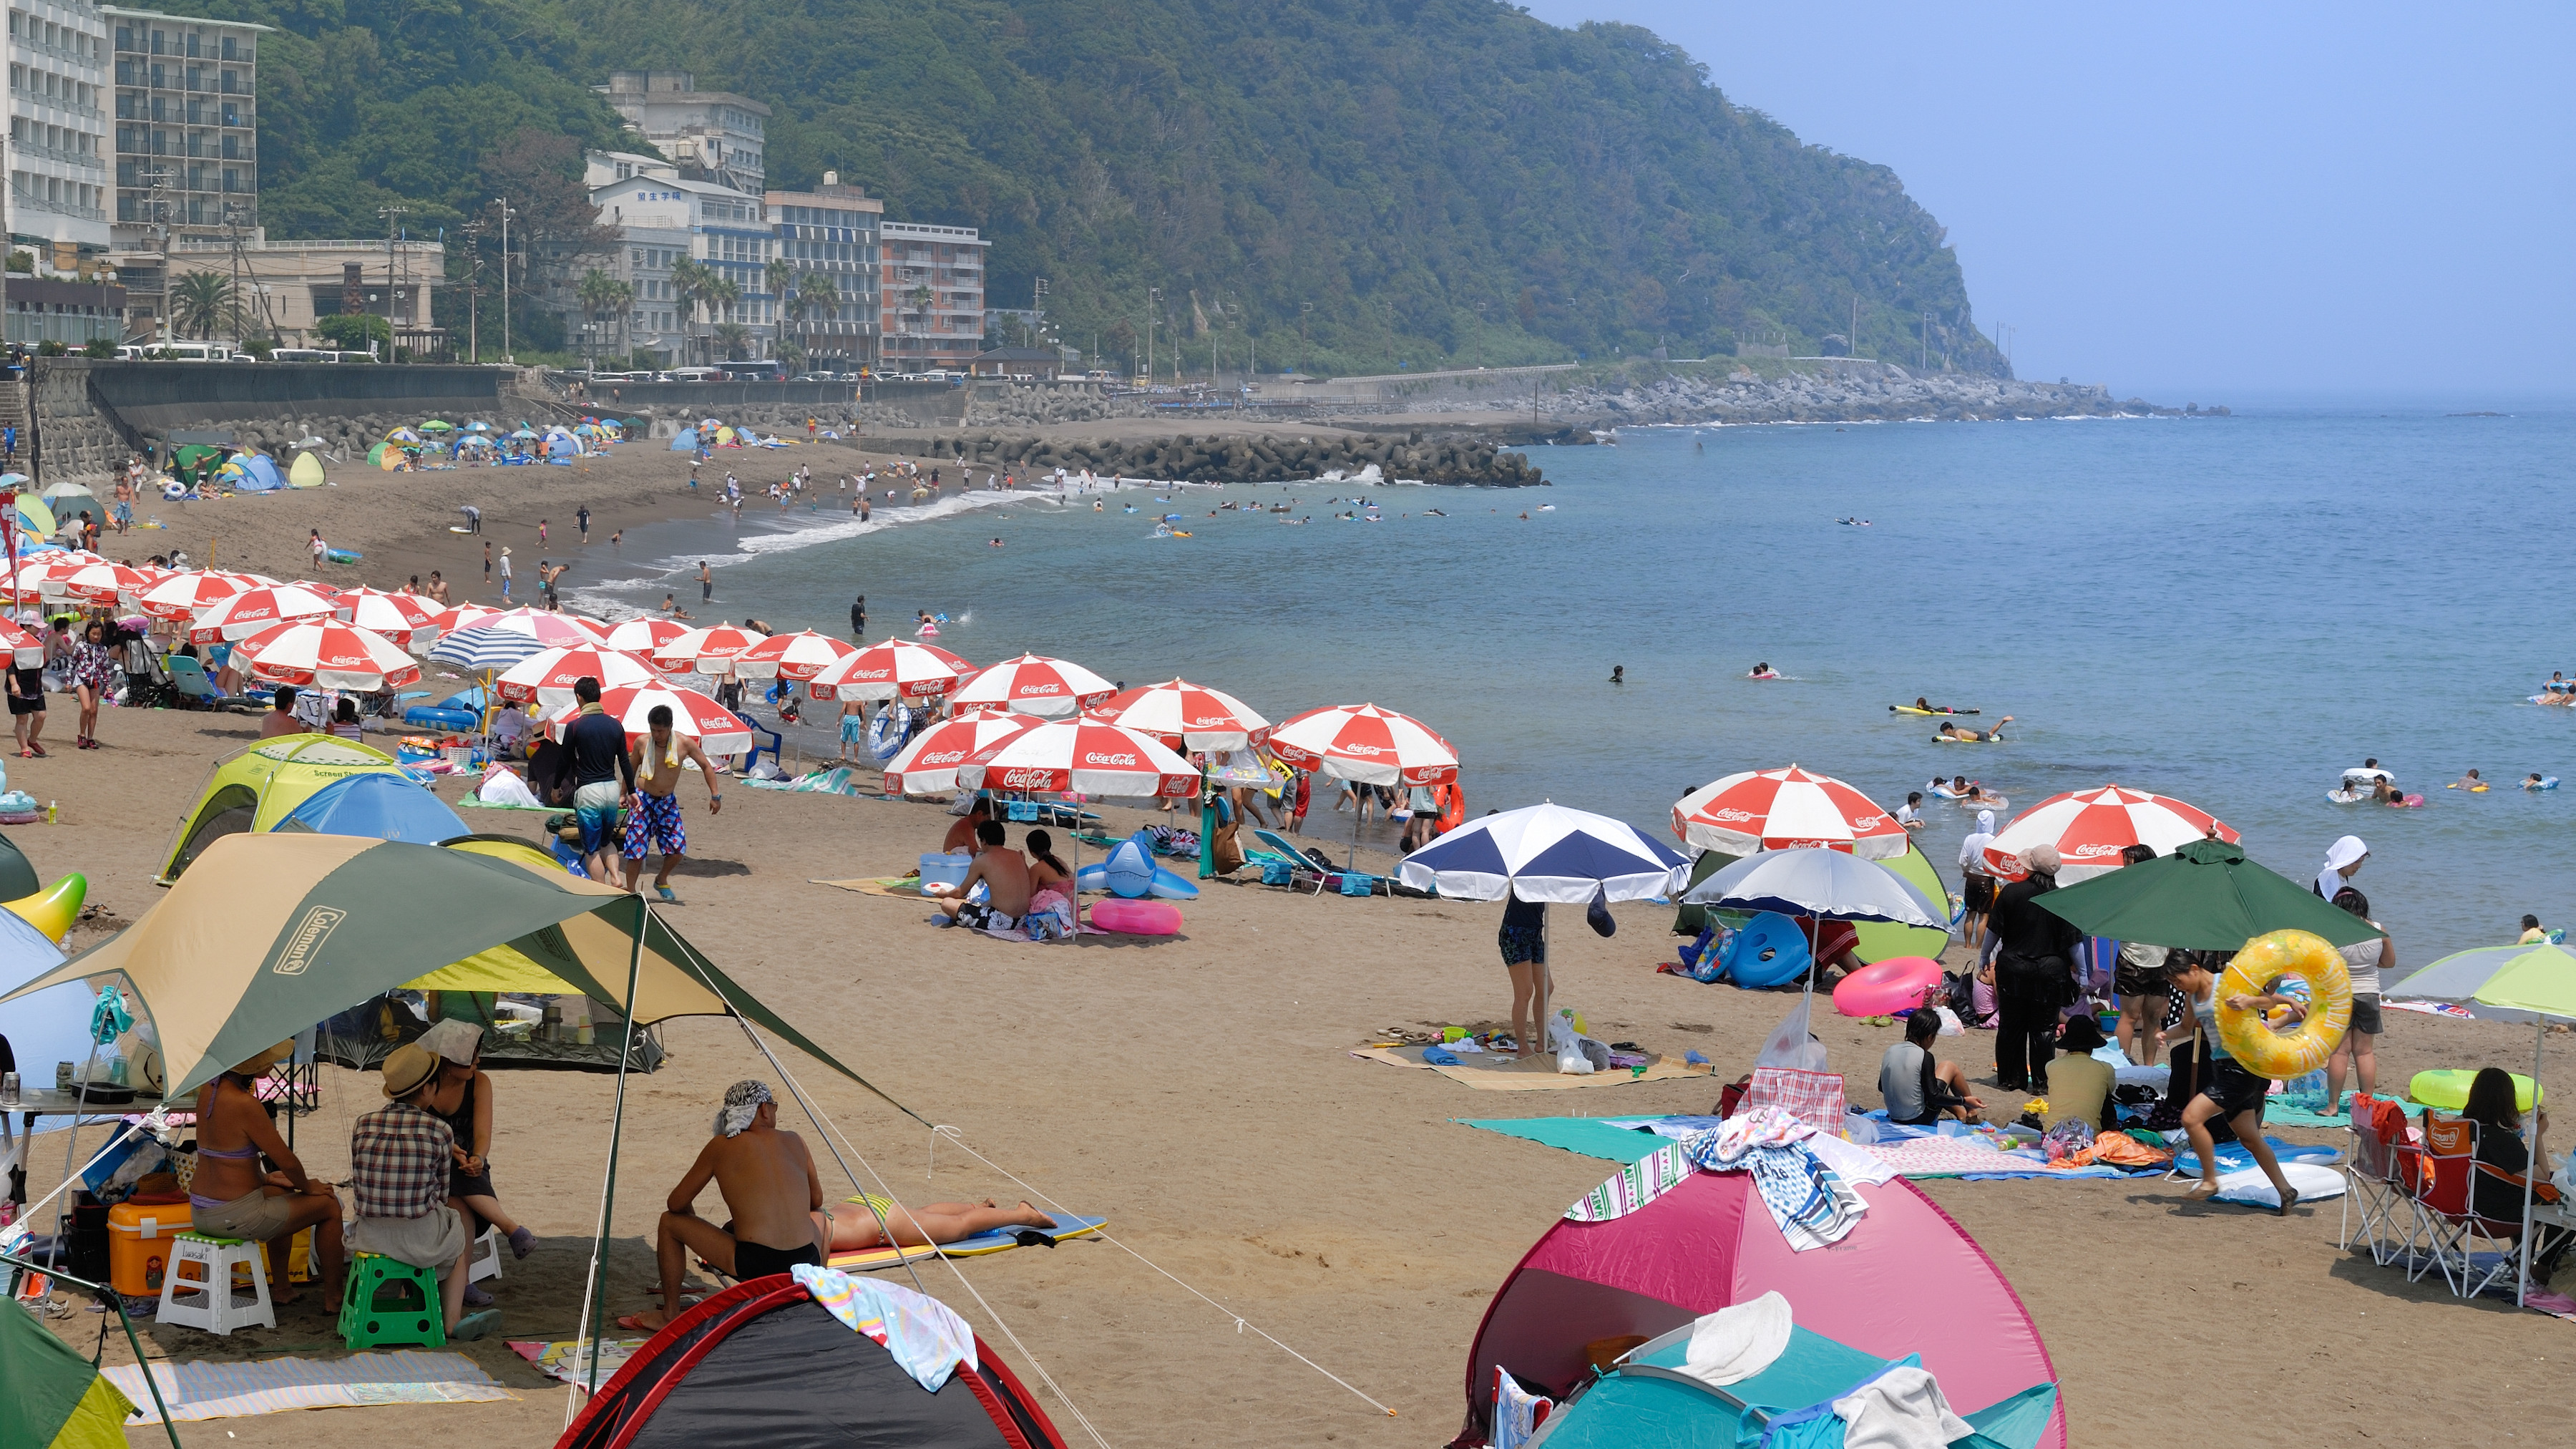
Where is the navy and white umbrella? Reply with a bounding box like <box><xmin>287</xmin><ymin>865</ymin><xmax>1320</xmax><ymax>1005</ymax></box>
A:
<box><xmin>1681</xmin><ymin>845</ymin><xmax>1948</xmax><ymax>927</ymax></box>
<box><xmin>428</xmin><ymin>625</ymin><xmax>548</xmax><ymax>670</ymax></box>
<box><xmin>1397</xmin><ymin>801</ymin><xmax>1687</xmax><ymax>903</ymax></box>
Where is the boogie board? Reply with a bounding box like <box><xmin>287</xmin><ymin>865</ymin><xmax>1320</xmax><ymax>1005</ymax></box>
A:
<box><xmin>827</xmin><ymin>1214</ymin><xmax>1107</xmax><ymax>1273</ymax></box>
<box><xmin>1888</xmin><ymin>705</ymin><xmax>1980</xmax><ymax>716</ymax></box>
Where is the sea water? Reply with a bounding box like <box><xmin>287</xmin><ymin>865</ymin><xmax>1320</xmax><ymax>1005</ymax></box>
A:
<box><xmin>571</xmin><ymin>407</ymin><xmax>2576</xmax><ymax>962</ymax></box>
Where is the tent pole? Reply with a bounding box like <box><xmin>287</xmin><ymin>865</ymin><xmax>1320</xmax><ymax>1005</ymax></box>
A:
<box><xmin>2522</xmin><ymin>1018</ymin><xmax>2542</xmax><ymax>1309</ymax></box>
<box><xmin>575</xmin><ymin>892</ymin><xmax>650</xmax><ymax>1406</ymax></box>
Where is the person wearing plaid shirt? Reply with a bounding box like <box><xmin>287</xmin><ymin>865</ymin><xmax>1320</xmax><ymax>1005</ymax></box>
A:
<box><xmin>346</xmin><ymin>1044</ymin><xmax>501</xmax><ymax>1340</ymax></box>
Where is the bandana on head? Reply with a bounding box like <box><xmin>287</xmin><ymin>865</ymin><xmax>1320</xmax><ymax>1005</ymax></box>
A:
<box><xmin>716</xmin><ymin>1079</ymin><xmax>772</xmax><ymax>1137</ymax></box>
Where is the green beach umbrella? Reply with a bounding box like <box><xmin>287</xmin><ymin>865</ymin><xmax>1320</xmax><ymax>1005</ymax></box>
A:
<box><xmin>419</xmin><ymin>419</ymin><xmax>455</xmax><ymax>431</ymax></box>
<box><xmin>2034</xmin><ymin>838</ymin><xmax>2380</xmax><ymax>951</ymax></box>
<box><xmin>0</xmin><ymin>831</ymin><xmax>878</xmax><ymax>1100</ymax></box>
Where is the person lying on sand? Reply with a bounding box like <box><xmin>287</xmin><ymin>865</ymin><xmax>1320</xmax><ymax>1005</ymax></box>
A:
<box><xmin>816</xmin><ymin>1196</ymin><xmax>1054</xmax><ymax>1253</ymax></box>
<box><xmin>625</xmin><ymin>1082</ymin><xmax>823</xmax><ymax>1330</ymax></box>
<box><xmin>935</xmin><ymin>818</ymin><xmax>1030</xmax><ymax>931</ymax></box>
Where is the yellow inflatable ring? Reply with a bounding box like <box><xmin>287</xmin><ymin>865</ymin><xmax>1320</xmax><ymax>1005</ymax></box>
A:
<box><xmin>2217</xmin><ymin>929</ymin><xmax>2351</xmax><ymax>1080</ymax></box>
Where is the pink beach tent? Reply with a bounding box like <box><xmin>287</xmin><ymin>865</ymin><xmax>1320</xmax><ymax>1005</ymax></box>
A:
<box><xmin>1460</xmin><ymin>1168</ymin><xmax>2064</xmax><ymax>1447</ymax></box>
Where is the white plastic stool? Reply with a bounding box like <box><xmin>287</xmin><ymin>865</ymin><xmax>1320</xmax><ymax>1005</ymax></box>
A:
<box><xmin>467</xmin><ymin>1226</ymin><xmax>502</xmax><ymax>1286</ymax></box>
<box><xmin>158</xmin><ymin>1232</ymin><xmax>275</xmax><ymax>1335</ymax></box>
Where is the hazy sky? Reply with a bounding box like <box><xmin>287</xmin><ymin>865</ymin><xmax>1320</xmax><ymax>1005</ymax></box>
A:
<box><xmin>1521</xmin><ymin>1</ymin><xmax>2574</xmax><ymax>401</ymax></box>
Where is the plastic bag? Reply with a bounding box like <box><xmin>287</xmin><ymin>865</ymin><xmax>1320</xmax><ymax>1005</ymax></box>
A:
<box><xmin>478</xmin><ymin>764</ymin><xmax>540</xmax><ymax>807</ymax></box>
<box><xmin>1556</xmin><ymin>1041</ymin><xmax>1596</xmax><ymax>1075</ymax></box>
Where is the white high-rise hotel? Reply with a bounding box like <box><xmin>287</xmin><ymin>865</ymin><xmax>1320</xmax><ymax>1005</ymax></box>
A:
<box><xmin>6</xmin><ymin>0</ymin><xmax>110</xmax><ymax>270</ymax></box>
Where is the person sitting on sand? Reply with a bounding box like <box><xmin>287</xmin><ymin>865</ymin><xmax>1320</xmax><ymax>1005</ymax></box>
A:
<box><xmin>189</xmin><ymin>1041</ymin><xmax>343</xmax><ymax>1307</ymax></box>
<box><xmin>1878</xmin><ymin>1009</ymin><xmax>1983</xmax><ymax>1125</ymax></box>
<box><xmin>260</xmin><ymin>684</ymin><xmax>303</xmax><ymax>738</ymax></box>
<box><xmin>935</xmin><ymin>818</ymin><xmax>1029</xmax><ymax>931</ymax></box>
<box><xmin>2043</xmin><ymin>1016</ymin><xmax>2115</xmax><ymax>1132</ymax></box>
<box><xmin>416</xmin><ymin>1021</ymin><xmax>538</xmax><ymax>1310</ymax></box>
<box><xmin>2167</xmin><ymin>952</ymin><xmax>2306</xmax><ymax>1215</ymax></box>
<box><xmin>940</xmin><ymin>796</ymin><xmax>994</xmax><ymax>854</ymax></box>
<box><xmin>1938</xmin><ymin>716</ymin><xmax>2014</xmax><ymax>743</ymax></box>
<box><xmin>627</xmin><ymin>1082</ymin><xmax>824</xmax><ymax>1329</ymax></box>
<box><xmin>349</xmin><ymin>1045</ymin><xmax>500</xmax><ymax>1339</ymax></box>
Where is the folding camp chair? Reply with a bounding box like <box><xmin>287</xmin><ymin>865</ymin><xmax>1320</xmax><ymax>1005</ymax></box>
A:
<box><xmin>2338</xmin><ymin>1095</ymin><xmax>2424</xmax><ymax>1267</ymax></box>
<box><xmin>164</xmin><ymin>654</ymin><xmax>258</xmax><ymax>711</ymax></box>
<box><xmin>2411</xmin><ymin>1113</ymin><xmax>2524</xmax><ymax>1298</ymax></box>
<box><xmin>1249</xmin><ymin>827</ymin><xmax>1382</xmax><ymax>896</ymax></box>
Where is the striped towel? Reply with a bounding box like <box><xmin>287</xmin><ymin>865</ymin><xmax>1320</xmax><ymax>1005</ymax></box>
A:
<box><xmin>1565</xmin><ymin>1142</ymin><xmax>1696</xmax><ymax>1222</ymax></box>
<box><xmin>791</xmin><ymin>1264</ymin><xmax>977</xmax><ymax>1392</ymax></box>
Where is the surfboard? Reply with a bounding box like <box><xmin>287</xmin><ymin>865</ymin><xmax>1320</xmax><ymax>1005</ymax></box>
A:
<box><xmin>826</xmin><ymin>1214</ymin><xmax>1107</xmax><ymax>1273</ymax></box>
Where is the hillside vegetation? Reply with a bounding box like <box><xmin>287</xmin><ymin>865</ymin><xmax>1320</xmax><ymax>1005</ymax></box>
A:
<box><xmin>177</xmin><ymin>0</ymin><xmax>2007</xmax><ymax>375</ymax></box>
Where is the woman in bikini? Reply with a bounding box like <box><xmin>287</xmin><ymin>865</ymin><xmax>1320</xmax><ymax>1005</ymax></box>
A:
<box><xmin>814</xmin><ymin>1194</ymin><xmax>1058</xmax><ymax>1254</ymax></box>
<box><xmin>189</xmin><ymin>1043</ymin><xmax>345</xmax><ymax>1304</ymax></box>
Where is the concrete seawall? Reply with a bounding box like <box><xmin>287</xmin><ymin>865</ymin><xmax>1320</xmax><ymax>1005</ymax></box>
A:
<box><xmin>32</xmin><ymin>361</ymin><xmax>507</xmax><ymax>484</ymax></box>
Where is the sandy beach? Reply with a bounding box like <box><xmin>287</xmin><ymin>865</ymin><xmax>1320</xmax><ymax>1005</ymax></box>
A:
<box><xmin>0</xmin><ymin>688</ymin><xmax>2560</xmax><ymax>1448</ymax></box>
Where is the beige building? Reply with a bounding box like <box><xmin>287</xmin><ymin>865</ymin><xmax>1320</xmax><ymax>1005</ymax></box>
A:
<box><xmin>766</xmin><ymin>172</ymin><xmax>879</xmax><ymax>368</ymax></box>
<box><xmin>878</xmin><ymin>220</ymin><xmax>984</xmax><ymax>372</ymax></box>
<box><xmin>596</xmin><ymin>72</ymin><xmax>765</xmax><ymax>194</ymax></box>
<box><xmin>127</xmin><ymin>234</ymin><xmax>442</xmax><ymax>352</ymax></box>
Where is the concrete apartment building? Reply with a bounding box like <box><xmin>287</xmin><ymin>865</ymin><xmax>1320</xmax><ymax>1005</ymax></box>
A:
<box><xmin>596</xmin><ymin>71</ymin><xmax>765</xmax><ymax>194</ymax></box>
<box><xmin>766</xmin><ymin>170</ymin><xmax>878</xmax><ymax>369</ymax></box>
<box><xmin>104</xmin><ymin>6</ymin><xmax>260</xmax><ymax>243</ymax></box>
<box><xmin>7</xmin><ymin>0</ymin><xmax>110</xmax><ymax>278</ymax></box>
<box><xmin>590</xmin><ymin>166</ymin><xmax>774</xmax><ymax>361</ymax></box>
<box><xmin>878</xmin><ymin>220</ymin><xmax>984</xmax><ymax>372</ymax></box>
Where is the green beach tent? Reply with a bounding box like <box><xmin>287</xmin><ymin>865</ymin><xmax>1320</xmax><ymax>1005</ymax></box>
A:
<box><xmin>0</xmin><ymin>1296</ymin><xmax>138</xmax><ymax>1449</ymax></box>
<box><xmin>2035</xmin><ymin>839</ymin><xmax>2379</xmax><ymax>951</ymax></box>
<box><xmin>1853</xmin><ymin>839</ymin><xmax>1953</xmax><ymax>963</ymax></box>
<box><xmin>288</xmin><ymin>451</ymin><xmax>327</xmax><ymax>487</ymax></box>
<box><xmin>160</xmin><ymin>734</ymin><xmax>412</xmax><ymax>882</ymax></box>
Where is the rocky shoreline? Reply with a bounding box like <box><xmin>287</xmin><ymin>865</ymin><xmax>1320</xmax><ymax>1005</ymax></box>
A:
<box><xmin>1524</xmin><ymin>365</ymin><xmax>2218</xmax><ymax>428</ymax></box>
<box><xmin>886</xmin><ymin>426</ymin><xmax>1544</xmax><ymax>485</ymax></box>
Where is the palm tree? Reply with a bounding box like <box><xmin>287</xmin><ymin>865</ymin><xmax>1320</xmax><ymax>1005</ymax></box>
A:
<box><xmin>797</xmin><ymin>270</ymin><xmax>841</xmax><ymax>364</ymax></box>
<box><xmin>575</xmin><ymin>268</ymin><xmax>627</xmax><ymax>369</ymax></box>
<box><xmin>670</xmin><ymin>256</ymin><xmax>716</xmax><ymax>365</ymax></box>
<box><xmin>705</xmin><ymin>273</ymin><xmax>742</xmax><ymax>364</ymax></box>
<box><xmin>713</xmin><ymin>322</ymin><xmax>751</xmax><ymax>362</ymax></box>
<box><xmin>172</xmin><ymin>271</ymin><xmax>233</xmax><ymax>339</ymax></box>
<box><xmin>763</xmin><ymin>258</ymin><xmax>795</xmax><ymax>358</ymax></box>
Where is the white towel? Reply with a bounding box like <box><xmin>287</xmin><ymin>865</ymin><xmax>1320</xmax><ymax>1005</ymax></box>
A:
<box><xmin>1682</xmin><ymin>1290</ymin><xmax>1791</xmax><ymax>1387</ymax></box>
<box><xmin>1834</xmin><ymin>1365</ymin><xmax>1974</xmax><ymax>1449</ymax></box>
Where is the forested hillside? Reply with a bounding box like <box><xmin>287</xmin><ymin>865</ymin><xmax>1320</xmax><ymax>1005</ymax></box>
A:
<box><xmin>172</xmin><ymin>0</ymin><xmax>2006</xmax><ymax>374</ymax></box>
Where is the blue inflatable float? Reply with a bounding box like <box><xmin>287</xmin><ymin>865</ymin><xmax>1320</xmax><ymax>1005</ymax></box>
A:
<box><xmin>1720</xmin><ymin>911</ymin><xmax>1811</xmax><ymax>987</ymax></box>
<box><xmin>1074</xmin><ymin>832</ymin><xmax>1199</xmax><ymax>899</ymax></box>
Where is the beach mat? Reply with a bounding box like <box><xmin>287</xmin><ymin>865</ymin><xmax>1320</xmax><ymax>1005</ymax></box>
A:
<box><xmin>1458</xmin><ymin>1116</ymin><xmax>2167</xmax><ymax>1179</ymax></box>
<box><xmin>1353</xmin><ymin>1043</ymin><xmax>1712</xmax><ymax>1091</ymax></box>
<box><xmin>1457</xmin><ymin>1116</ymin><xmax>1672</xmax><ymax>1162</ymax></box>
<box><xmin>103</xmin><ymin>1350</ymin><xmax>515</xmax><ymax>1420</ymax></box>
<box><xmin>511</xmin><ymin>1338</ymin><xmax>646</xmax><ymax>1386</ymax></box>
<box><xmin>827</xmin><ymin>1213</ymin><xmax>1106</xmax><ymax>1272</ymax></box>
<box><xmin>811</xmin><ymin>875</ymin><xmax>932</xmax><ymax>899</ymax></box>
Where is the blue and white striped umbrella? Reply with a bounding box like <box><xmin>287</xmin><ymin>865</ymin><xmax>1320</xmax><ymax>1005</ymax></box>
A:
<box><xmin>428</xmin><ymin>625</ymin><xmax>547</xmax><ymax>670</ymax></box>
<box><xmin>1396</xmin><ymin>801</ymin><xmax>1687</xmax><ymax>904</ymax></box>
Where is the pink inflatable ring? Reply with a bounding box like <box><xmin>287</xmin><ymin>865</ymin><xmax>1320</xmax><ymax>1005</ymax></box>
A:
<box><xmin>1089</xmin><ymin>898</ymin><xmax>1182</xmax><ymax>935</ymax></box>
<box><xmin>1832</xmin><ymin>955</ymin><xmax>1945</xmax><ymax>1017</ymax></box>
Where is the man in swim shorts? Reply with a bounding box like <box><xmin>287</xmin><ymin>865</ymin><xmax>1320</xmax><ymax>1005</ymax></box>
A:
<box><xmin>630</xmin><ymin>1082</ymin><xmax>824</xmax><ymax>1328</ymax></box>
<box><xmin>560</xmin><ymin>676</ymin><xmax>636</xmax><ymax>880</ymax></box>
<box><xmin>1937</xmin><ymin>716</ymin><xmax>2014</xmax><ymax>742</ymax></box>
<box><xmin>838</xmin><ymin>696</ymin><xmax>869</xmax><ymax>763</ymax></box>
<box><xmin>935</xmin><ymin>818</ymin><xmax>1030</xmax><ymax>932</ymax></box>
<box><xmin>623</xmin><ymin>704</ymin><xmax>723</xmax><ymax>902</ymax></box>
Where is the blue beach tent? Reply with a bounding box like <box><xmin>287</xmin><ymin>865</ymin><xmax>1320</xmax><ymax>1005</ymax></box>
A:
<box><xmin>270</xmin><ymin>773</ymin><xmax>467</xmax><ymax>844</ymax></box>
<box><xmin>670</xmin><ymin>428</ymin><xmax>700</xmax><ymax>452</ymax></box>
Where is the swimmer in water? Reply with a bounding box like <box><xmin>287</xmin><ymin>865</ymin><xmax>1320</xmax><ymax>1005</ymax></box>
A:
<box><xmin>1609</xmin><ymin>665</ymin><xmax>1624</xmax><ymax>686</ymax></box>
<box><xmin>2525</xmin><ymin>773</ymin><xmax>2549</xmax><ymax>790</ymax></box>
<box><xmin>1938</xmin><ymin>716</ymin><xmax>2013</xmax><ymax>743</ymax></box>
<box><xmin>2449</xmin><ymin>768</ymin><xmax>2484</xmax><ymax>790</ymax></box>
<box><xmin>1748</xmin><ymin>662</ymin><xmax>1775</xmax><ymax>678</ymax></box>
<box><xmin>988</xmin><ymin>538</ymin><xmax>1004</xmax><ymax>547</ymax></box>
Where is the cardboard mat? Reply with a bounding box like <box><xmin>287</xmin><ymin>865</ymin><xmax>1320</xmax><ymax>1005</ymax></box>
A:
<box><xmin>811</xmin><ymin>875</ymin><xmax>932</xmax><ymax>899</ymax></box>
<box><xmin>1352</xmin><ymin>1043</ymin><xmax>1714</xmax><ymax>1091</ymax></box>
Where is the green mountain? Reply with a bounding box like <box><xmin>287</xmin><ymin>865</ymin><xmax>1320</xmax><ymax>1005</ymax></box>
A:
<box><xmin>182</xmin><ymin>0</ymin><xmax>2007</xmax><ymax>374</ymax></box>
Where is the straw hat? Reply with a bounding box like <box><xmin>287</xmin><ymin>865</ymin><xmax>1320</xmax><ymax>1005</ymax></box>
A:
<box><xmin>381</xmin><ymin>1043</ymin><xmax>441</xmax><ymax>1100</ymax></box>
<box><xmin>230</xmin><ymin>1040</ymin><xmax>295</xmax><ymax>1076</ymax></box>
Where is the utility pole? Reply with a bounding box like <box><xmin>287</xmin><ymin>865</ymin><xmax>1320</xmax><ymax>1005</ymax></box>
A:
<box><xmin>1145</xmin><ymin>286</ymin><xmax>1160</xmax><ymax>389</ymax></box>
<box><xmin>1850</xmin><ymin>296</ymin><xmax>1859</xmax><ymax>361</ymax></box>
<box><xmin>377</xmin><ymin>204</ymin><xmax>409</xmax><ymax>360</ymax></box>
<box><xmin>460</xmin><ymin>217</ymin><xmax>486</xmax><ymax>363</ymax></box>
<box><xmin>1031</xmin><ymin>277</ymin><xmax>1048</xmax><ymax>350</ymax></box>
<box><xmin>497</xmin><ymin>197</ymin><xmax>517</xmax><ymax>364</ymax></box>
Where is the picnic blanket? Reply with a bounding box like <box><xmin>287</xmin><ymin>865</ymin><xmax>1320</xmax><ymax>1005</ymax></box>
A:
<box><xmin>1353</xmin><ymin>1043</ymin><xmax>1712</xmax><ymax>1091</ymax></box>
<box><xmin>1460</xmin><ymin>1113</ymin><xmax>2169</xmax><ymax>1179</ymax></box>
<box><xmin>743</xmin><ymin>766</ymin><xmax>886</xmax><ymax>797</ymax></box>
<box><xmin>509</xmin><ymin>1337</ymin><xmax>648</xmax><ymax>1386</ymax></box>
<box><xmin>102</xmin><ymin>1351</ymin><xmax>514</xmax><ymax>1420</ymax></box>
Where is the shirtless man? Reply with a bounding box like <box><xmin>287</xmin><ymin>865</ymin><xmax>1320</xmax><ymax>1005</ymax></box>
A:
<box><xmin>426</xmin><ymin>570</ymin><xmax>451</xmax><ymax>605</ymax></box>
<box><xmin>623</xmin><ymin>703</ymin><xmax>723</xmax><ymax>902</ymax></box>
<box><xmin>940</xmin><ymin>797</ymin><xmax>993</xmax><ymax>854</ymax></box>
<box><xmin>934</xmin><ymin>818</ymin><xmax>1029</xmax><ymax>930</ymax></box>
<box><xmin>1937</xmin><ymin>715</ymin><xmax>2014</xmax><ymax>743</ymax></box>
<box><xmin>627</xmin><ymin>1082</ymin><xmax>822</xmax><ymax>1329</ymax></box>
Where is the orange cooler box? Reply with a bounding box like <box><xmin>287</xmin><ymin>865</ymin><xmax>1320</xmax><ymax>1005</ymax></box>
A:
<box><xmin>107</xmin><ymin>1201</ymin><xmax>186</xmax><ymax>1297</ymax></box>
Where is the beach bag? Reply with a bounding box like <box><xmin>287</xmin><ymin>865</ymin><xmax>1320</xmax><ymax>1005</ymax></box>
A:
<box><xmin>1745</xmin><ymin>1066</ymin><xmax>1847</xmax><ymax>1136</ymax></box>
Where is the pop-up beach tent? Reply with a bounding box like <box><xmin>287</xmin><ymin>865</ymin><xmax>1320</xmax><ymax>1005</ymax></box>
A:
<box><xmin>1461</xmin><ymin>1164</ymin><xmax>2064</xmax><ymax>1446</ymax></box>
<box><xmin>558</xmin><ymin>1277</ymin><xmax>1070</xmax><ymax>1449</ymax></box>
<box><xmin>160</xmin><ymin>734</ymin><xmax>413</xmax><ymax>882</ymax></box>
<box><xmin>270</xmin><ymin>771</ymin><xmax>467</xmax><ymax>844</ymax></box>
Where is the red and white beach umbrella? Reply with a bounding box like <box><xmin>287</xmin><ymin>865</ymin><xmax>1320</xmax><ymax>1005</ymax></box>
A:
<box><xmin>806</xmin><ymin>637</ymin><xmax>974</xmax><ymax>702</ymax></box>
<box><xmin>188</xmin><ymin>582</ymin><xmax>342</xmax><ymax>643</ymax></box>
<box><xmin>879</xmin><ymin>706</ymin><xmax>1038</xmax><ymax>796</ymax></box>
<box><xmin>492</xmin><ymin>645</ymin><xmax>663</xmax><ymax>707</ymax></box>
<box><xmin>332</xmin><ymin>586</ymin><xmax>439</xmax><ymax>645</ymax></box>
<box><xmin>1672</xmin><ymin>765</ymin><xmax>1908</xmax><ymax>859</ymax></box>
<box><xmin>549</xmin><ymin>681</ymin><xmax>755</xmax><ymax>756</ymax></box>
<box><xmin>0</xmin><ymin>618</ymin><xmax>41</xmax><ymax>668</ymax></box>
<box><xmin>55</xmin><ymin>561</ymin><xmax>152</xmax><ymax>605</ymax></box>
<box><xmin>730</xmin><ymin>628</ymin><xmax>860</xmax><ymax>682</ymax></box>
<box><xmin>418</xmin><ymin>602</ymin><xmax>506</xmax><ymax>646</ymax></box>
<box><xmin>0</xmin><ymin>554</ymin><xmax>99</xmax><ymax>602</ymax></box>
<box><xmin>948</xmin><ymin>652</ymin><xmax>1116</xmax><ymax>718</ymax></box>
<box><xmin>957</xmin><ymin>717</ymin><xmax>1199</xmax><ymax>799</ymax></box>
<box><xmin>597</xmin><ymin>615</ymin><xmax>691</xmax><ymax>656</ymax></box>
<box><xmin>1085</xmin><ymin>678</ymin><xmax>1271</xmax><ymax>752</ymax></box>
<box><xmin>231</xmin><ymin>620</ymin><xmax>421</xmax><ymax>691</ymax></box>
<box><xmin>137</xmin><ymin>570</ymin><xmax>252</xmax><ymax>620</ymax></box>
<box><xmin>1983</xmin><ymin>784</ymin><xmax>2240</xmax><ymax>884</ymax></box>
<box><xmin>653</xmin><ymin>624</ymin><xmax>767</xmax><ymax>677</ymax></box>
<box><xmin>1267</xmin><ymin>703</ymin><xmax>1458</xmax><ymax>786</ymax></box>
